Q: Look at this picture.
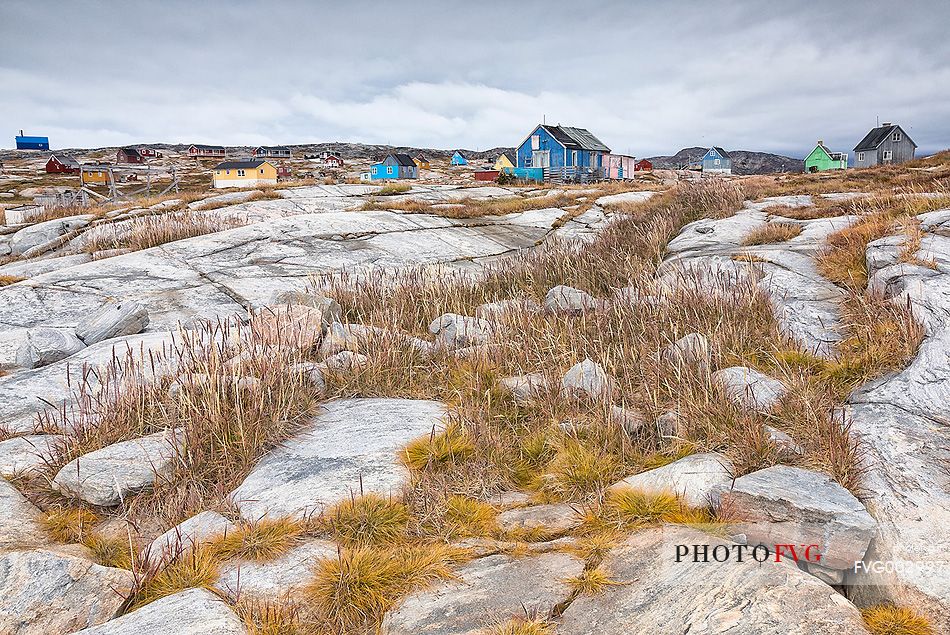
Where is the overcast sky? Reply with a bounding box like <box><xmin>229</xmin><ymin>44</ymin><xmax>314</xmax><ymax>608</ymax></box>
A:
<box><xmin>2</xmin><ymin>1</ymin><xmax>949</xmax><ymax>157</ymax></box>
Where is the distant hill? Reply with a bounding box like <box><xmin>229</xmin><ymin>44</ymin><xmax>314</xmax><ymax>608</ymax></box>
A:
<box><xmin>646</xmin><ymin>146</ymin><xmax>804</xmax><ymax>175</ymax></box>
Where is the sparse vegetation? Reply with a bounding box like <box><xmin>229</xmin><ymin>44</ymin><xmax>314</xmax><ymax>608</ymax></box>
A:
<box><xmin>740</xmin><ymin>222</ymin><xmax>802</xmax><ymax>246</ymax></box>
<box><xmin>862</xmin><ymin>605</ymin><xmax>934</xmax><ymax>635</ymax></box>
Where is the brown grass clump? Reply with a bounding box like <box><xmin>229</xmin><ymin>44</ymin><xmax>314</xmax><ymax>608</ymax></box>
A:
<box><xmin>565</xmin><ymin>566</ymin><xmax>621</xmax><ymax>596</ymax></box>
<box><xmin>0</xmin><ymin>274</ymin><xmax>24</xmax><ymax>286</ymax></box>
<box><xmin>303</xmin><ymin>544</ymin><xmax>466</xmax><ymax>634</ymax></box>
<box><xmin>377</xmin><ymin>183</ymin><xmax>412</xmax><ymax>196</ymax></box>
<box><xmin>42</xmin><ymin>506</ymin><xmax>134</xmax><ymax>569</ymax></box>
<box><xmin>487</xmin><ymin>618</ymin><xmax>555</xmax><ymax>635</ymax></box>
<box><xmin>84</xmin><ymin>209</ymin><xmax>245</xmax><ymax>254</ymax></box>
<box><xmin>740</xmin><ymin>222</ymin><xmax>802</xmax><ymax>246</ymax></box>
<box><xmin>211</xmin><ymin>517</ymin><xmax>304</xmax><ymax>562</ymax></box>
<box><xmin>322</xmin><ymin>494</ymin><xmax>410</xmax><ymax>547</ymax></box>
<box><xmin>402</xmin><ymin>422</ymin><xmax>476</xmax><ymax>472</ymax></box>
<box><xmin>236</xmin><ymin>599</ymin><xmax>305</xmax><ymax>635</ymax></box>
<box><xmin>362</xmin><ymin>192</ymin><xmax>583</xmax><ymax>219</ymax></box>
<box><xmin>861</xmin><ymin>605</ymin><xmax>934</xmax><ymax>635</ymax></box>
<box><xmin>817</xmin><ymin>210</ymin><xmax>897</xmax><ymax>289</ymax></box>
<box><xmin>129</xmin><ymin>544</ymin><xmax>220</xmax><ymax>608</ymax></box>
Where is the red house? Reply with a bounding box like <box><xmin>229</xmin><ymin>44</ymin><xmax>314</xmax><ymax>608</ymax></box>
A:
<box><xmin>634</xmin><ymin>159</ymin><xmax>653</xmax><ymax>172</ymax></box>
<box><xmin>277</xmin><ymin>166</ymin><xmax>293</xmax><ymax>179</ymax></box>
<box><xmin>45</xmin><ymin>153</ymin><xmax>80</xmax><ymax>174</ymax></box>
<box><xmin>117</xmin><ymin>147</ymin><xmax>145</xmax><ymax>164</ymax></box>
<box><xmin>321</xmin><ymin>153</ymin><xmax>344</xmax><ymax>168</ymax></box>
<box><xmin>139</xmin><ymin>147</ymin><xmax>160</xmax><ymax>158</ymax></box>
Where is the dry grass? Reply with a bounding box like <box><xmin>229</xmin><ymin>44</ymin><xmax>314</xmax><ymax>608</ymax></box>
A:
<box><xmin>0</xmin><ymin>274</ymin><xmax>25</xmax><ymax>286</ymax></box>
<box><xmin>487</xmin><ymin>618</ymin><xmax>555</xmax><ymax>634</ymax></box>
<box><xmin>42</xmin><ymin>506</ymin><xmax>133</xmax><ymax>569</ymax></box>
<box><xmin>322</xmin><ymin>494</ymin><xmax>410</xmax><ymax>547</ymax></box>
<box><xmin>740</xmin><ymin>222</ymin><xmax>802</xmax><ymax>246</ymax></box>
<box><xmin>361</xmin><ymin>192</ymin><xmax>583</xmax><ymax>219</ymax></box>
<box><xmin>129</xmin><ymin>543</ymin><xmax>219</xmax><ymax>608</ymax></box>
<box><xmin>862</xmin><ymin>605</ymin><xmax>934</xmax><ymax>635</ymax></box>
<box><xmin>211</xmin><ymin>517</ymin><xmax>305</xmax><ymax>561</ymax></box>
<box><xmin>376</xmin><ymin>183</ymin><xmax>412</xmax><ymax>196</ymax></box>
<box><xmin>83</xmin><ymin>208</ymin><xmax>246</xmax><ymax>254</ymax></box>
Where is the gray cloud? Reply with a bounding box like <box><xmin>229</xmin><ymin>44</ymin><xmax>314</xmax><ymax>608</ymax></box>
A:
<box><xmin>1</xmin><ymin>0</ymin><xmax>948</xmax><ymax>156</ymax></box>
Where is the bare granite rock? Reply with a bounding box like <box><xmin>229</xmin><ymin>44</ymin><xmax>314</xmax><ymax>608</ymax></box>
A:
<box><xmin>718</xmin><ymin>465</ymin><xmax>875</xmax><ymax>570</ymax></box>
<box><xmin>427</xmin><ymin>313</ymin><xmax>493</xmax><ymax>350</ymax></box>
<box><xmin>16</xmin><ymin>327</ymin><xmax>85</xmax><ymax>369</ymax></box>
<box><xmin>52</xmin><ymin>430</ymin><xmax>180</xmax><ymax>506</ymax></box>
<box><xmin>560</xmin><ymin>358</ymin><xmax>611</xmax><ymax>400</ymax></box>
<box><xmin>475</xmin><ymin>298</ymin><xmax>540</xmax><ymax>319</ymax></box>
<box><xmin>75</xmin><ymin>300</ymin><xmax>149</xmax><ymax>345</ymax></box>
<box><xmin>0</xmin><ymin>547</ymin><xmax>133</xmax><ymax>635</ymax></box>
<box><xmin>145</xmin><ymin>511</ymin><xmax>235</xmax><ymax>563</ymax></box>
<box><xmin>318</xmin><ymin>350</ymin><xmax>368</xmax><ymax>373</ymax></box>
<box><xmin>230</xmin><ymin>398</ymin><xmax>446</xmax><ymax>520</ymax></box>
<box><xmin>544</xmin><ymin>285</ymin><xmax>598</xmax><ymax>314</ymax></box>
<box><xmin>215</xmin><ymin>538</ymin><xmax>336</xmax><ymax>599</ymax></box>
<box><xmin>0</xmin><ymin>434</ymin><xmax>59</xmax><ymax>478</ymax></box>
<box><xmin>608</xmin><ymin>452</ymin><xmax>734</xmax><ymax>508</ymax></box>
<box><xmin>557</xmin><ymin>526</ymin><xmax>870</xmax><ymax>635</ymax></box>
<box><xmin>381</xmin><ymin>552</ymin><xmax>584</xmax><ymax>634</ymax></box>
<box><xmin>497</xmin><ymin>503</ymin><xmax>581</xmax><ymax>536</ymax></box>
<box><xmin>0</xmin><ymin>477</ymin><xmax>46</xmax><ymax>551</ymax></box>
<box><xmin>663</xmin><ymin>332</ymin><xmax>712</xmax><ymax>367</ymax></box>
<box><xmin>249</xmin><ymin>304</ymin><xmax>326</xmax><ymax>349</ymax></box>
<box><xmin>712</xmin><ymin>365</ymin><xmax>787</xmax><ymax>412</ymax></box>
<box><xmin>70</xmin><ymin>588</ymin><xmax>246</xmax><ymax>635</ymax></box>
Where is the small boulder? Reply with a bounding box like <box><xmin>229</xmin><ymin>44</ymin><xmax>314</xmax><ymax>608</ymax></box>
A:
<box><xmin>712</xmin><ymin>366</ymin><xmax>787</xmax><ymax>412</ymax></box>
<box><xmin>9</xmin><ymin>215</ymin><xmax>92</xmax><ymax>256</ymax></box>
<box><xmin>318</xmin><ymin>350</ymin><xmax>368</xmax><ymax>373</ymax></box>
<box><xmin>498</xmin><ymin>503</ymin><xmax>581</xmax><ymax>537</ymax></box>
<box><xmin>764</xmin><ymin>424</ymin><xmax>803</xmax><ymax>455</ymax></box>
<box><xmin>717</xmin><ymin>464</ymin><xmax>876</xmax><ymax>570</ymax></box>
<box><xmin>16</xmin><ymin>327</ymin><xmax>85</xmax><ymax>369</ymax></box>
<box><xmin>290</xmin><ymin>362</ymin><xmax>327</xmax><ymax>393</ymax></box>
<box><xmin>145</xmin><ymin>511</ymin><xmax>236</xmax><ymax>564</ymax></box>
<box><xmin>560</xmin><ymin>358</ymin><xmax>611</xmax><ymax>400</ymax></box>
<box><xmin>427</xmin><ymin>313</ymin><xmax>493</xmax><ymax>350</ymax></box>
<box><xmin>663</xmin><ymin>332</ymin><xmax>711</xmax><ymax>367</ymax></box>
<box><xmin>499</xmin><ymin>373</ymin><xmax>547</xmax><ymax>404</ymax></box>
<box><xmin>608</xmin><ymin>452</ymin><xmax>734</xmax><ymax>508</ymax></box>
<box><xmin>75</xmin><ymin>301</ymin><xmax>149</xmax><ymax>345</ymax></box>
<box><xmin>53</xmin><ymin>430</ymin><xmax>180</xmax><ymax>507</ymax></box>
<box><xmin>0</xmin><ymin>548</ymin><xmax>133</xmax><ymax>635</ymax></box>
<box><xmin>544</xmin><ymin>285</ymin><xmax>598</xmax><ymax>314</ymax></box>
<box><xmin>249</xmin><ymin>304</ymin><xmax>326</xmax><ymax>349</ymax></box>
<box><xmin>215</xmin><ymin>538</ymin><xmax>336</xmax><ymax>600</ymax></box>
<box><xmin>610</xmin><ymin>405</ymin><xmax>647</xmax><ymax>435</ymax></box>
<box><xmin>0</xmin><ymin>477</ymin><xmax>46</xmax><ymax>550</ymax></box>
<box><xmin>68</xmin><ymin>588</ymin><xmax>246</xmax><ymax>635</ymax></box>
<box><xmin>318</xmin><ymin>322</ymin><xmax>383</xmax><ymax>357</ymax></box>
<box><xmin>656</xmin><ymin>410</ymin><xmax>685</xmax><ymax>438</ymax></box>
<box><xmin>266</xmin><ymin>290</ymin><xmax>342</xmax><ymax>324</ymax></box>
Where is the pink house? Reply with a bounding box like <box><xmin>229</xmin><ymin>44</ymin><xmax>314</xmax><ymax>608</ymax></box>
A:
<box><xmin>603</xmin><ymin>154</ymin><xmax>637</xmax><ymax>180</ymax></box>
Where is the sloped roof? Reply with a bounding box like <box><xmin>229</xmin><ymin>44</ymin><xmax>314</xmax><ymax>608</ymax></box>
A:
<box><xmin>540</xmin><ymin>125</ymin><xmax>611</xmax><ymax>152</ymax></box>
<box><xmin>391</xmin><ymin>153</ymin><xmax>416</xmax><ymax>167</ymax></box>
<box><xmin>853</xmin><ymin>124</ymin><xmax>916</xmax><ymax>151</ymax></box>
<box><xmin>501</xmin><ymin>150</ymin><xmax>516</xmax><ymax>164</ymax></box>
<box><xmin>214</xmin><ymin>160</ymin><xmax>268</xmax><ymax>170</ymax></box>
<box><xmin>50</xmin><ymin>153</ymin><xmax>79</xmax><ymax>167</ymax></box>
<box><xmin>710</xmin><ymin>146</ymin><xmax>731</xmax><ymax>159</ymax></box>
<box><xmin>192</xmin><ymin>144</ymin><xmax>226</xmax><ymax>151</ymax></box>
<box><xmin>256</xmin><ymin>146</ymin><xmax>291</xmax><ymax>152</ymax></box>
<box><xmin>120</xmin><ymin>147</ymin><xmax>142</xmax><ymax>158</ymax></box>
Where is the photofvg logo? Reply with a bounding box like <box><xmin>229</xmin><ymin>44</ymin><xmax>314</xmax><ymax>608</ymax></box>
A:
<box><xmin>675</xmin><ymin>543</ymin><xmax>823</xmax><ymax>565</ymax></box>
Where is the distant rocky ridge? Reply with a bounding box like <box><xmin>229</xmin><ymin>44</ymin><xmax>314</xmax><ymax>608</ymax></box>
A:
<box><xmin>647</xmin><ymin>146</ymin><xmax>804</xmax><ymax>174</ymax></box>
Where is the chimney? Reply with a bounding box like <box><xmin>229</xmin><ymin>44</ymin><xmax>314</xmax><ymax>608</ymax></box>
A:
<box><xmin>881</xmin><ymin>122</ymin><xmax>892</xmax><ymax>127</ymax></box>
<box><xmin>817</xmin><ymin>139</ymin><xmax>823</xmax><ymax>145</ymax></box>
<box><xmin>19</xmin><ymin>129</ymin><xmax>23</xmax><ymax>137</ymax></box>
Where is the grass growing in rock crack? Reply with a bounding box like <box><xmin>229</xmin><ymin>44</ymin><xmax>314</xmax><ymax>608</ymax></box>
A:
<box><xmin>861</xmin><ymin>605</ymin><xmax>934</xmax><ymax>635</ymax></box>
<box><xmin>211</xmin><ymin>517</ymin><xmax>305</xmax><ymax>561</ymax></box>
<box><xmin>42</xmin><ymin>506</ymin><xmax>134</xmax><ymax>569</ymax></box>
<box><xmin>360</xmin><ymin>192</ymin><xmax>583</xmax><ymax>219</ymax></box>
<box><xmin>740</xmin><ymin>222</ymin><xmax>802</xmax><ymax>246</ymax></box>
<box><xmin>486</xmin><ymin>619</ymin><xmax>554</xmax><ymax>635</ymax></box>
<box><xmin>322</xmin><ymin>494</ymin><xmax>410</xmax><ymax>547</ymax></box>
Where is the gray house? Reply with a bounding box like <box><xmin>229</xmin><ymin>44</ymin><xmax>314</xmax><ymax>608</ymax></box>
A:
<box><xmin>853</xmin><ymin>123</ymin><xmax>917</xmax><ymax>168</ymax></box>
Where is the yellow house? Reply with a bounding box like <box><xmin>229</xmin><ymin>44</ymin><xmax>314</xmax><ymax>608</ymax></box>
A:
<box><xmin>493</xmin><ymin>151</ymin><xmax>516</xmax><ymax>173</ymax></box>
<box><xmin>414</xmin><ymin>154</ymin><xmax>431</xmax><ymax>170</ymax></box>
<box><xmin>213</xmin><ymin>160</ymin><xmax>278</xmax><ymax>188</ymax></box>
<box><xmin>81</xmin><ymin>165</ymin><xmax>112</xmax><ymax>185</ymax></box>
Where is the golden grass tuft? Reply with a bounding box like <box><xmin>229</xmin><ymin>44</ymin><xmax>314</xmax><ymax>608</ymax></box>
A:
<box><xmin>131</xmin><ymin>544</ymin><xmax>220</xmax><ymax>608</ymax></box>
<box><xmin>817</xmin><ymin>210</ymin><xmax>897</xmax><ymax>289</ymax></box>
<box><xmin>236</xmin><ymin>598</ymin><xmax>304</xmax><ymax>635</ymax></box>
<box><xmin>861</xmin><ymin>605</ymin><xmax>934</xmax><ymax>635</ymax></box>
<box><xmin>377</xmin><ymin>183</ymin><xmax>412</xmax><ymax>196</ymax></box>
<box><xmin>740</xmin><ymin>222</ymin><xmax>802</xmax><ymax>246</ymax></box>
<box><xmin>402</xmin><ymin>422</ymin><xmax>476</xmax><ymax>471</ymax></box>
<box><xmin>566</xmin><ymin>567</ymin><xmax>621</xmax><ymax>596</ymax></box>
<box><xmin>322</xmin><ymin>494</ymin><xmax>409</xmax><ymax>546</ymax></box>
<box><xmin>211</xmin><ymin>517</ymin><xmax>304</xmax><ymax>562</ymax></box>
<box><xmin>304</xmin><ymin>544</ymin><xmax>465</xmax><ymax>633</ymax></box>
<box><xmin>541</xmin><ymin>440</ymin><xmax>620</xmax><ymax>501</ymax></box>
<box><xmin>0</xmin><ymin>274</ymin><xmax>25</xmax><ymax>286</ymax></box>
<box><xmin>487</xmin><ymin>618</ymin><xmax>555</xmax><ymax>635</ymax></box>
<box><xmin>442</xmin><ymin>495</ymin><xmax>498</xmax><ymax>538</ymax></box>
<box><xmin>43</xmin><ymin>507</ymin><xmax>101</xmax><ymax>543</ymax></box>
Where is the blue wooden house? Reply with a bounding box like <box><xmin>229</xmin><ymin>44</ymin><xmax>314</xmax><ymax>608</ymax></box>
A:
<box><xmin>370</xmin><ymin>153</ymin><xmax>418</xmax><ymax>180</ymax></box>
<box><xmin>451</xmin><ymin>151</ymin><xmax>468</xmax><ymax>165</ymax></box>
<box><xmin>15</xmin><ymin>130</ymin><xmax>50</xmax><ymax>150</ymax></box>
<box><xmin>701</xmin><ymin>147</ymin><xmax>732</xmax><ymax>174</ymax></box>
<box><xmin>515</xmin><ymin>124</ymin><xmax>610</xmax><ymax>180</ymax></box>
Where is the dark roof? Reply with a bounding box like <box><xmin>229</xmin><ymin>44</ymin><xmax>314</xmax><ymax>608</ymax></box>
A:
<box><xmin>540</xmin><ymin>125</ymin><xmax>610</xmax><ymax>152</ymax></box>
<box><xmin>710</xmin><ymin>146</ymin><xmax>731</xmax><ymax>158</ymax></box>
<box><xmin>391</xmin><ymin>153</ymin><xmax>416</xmax><ymax>167</ymax></box>
<box><xmin>192</xmin><ymin>144</ymin><xmax>226</xmax><ymax>151</ymax></box>
<box><xmin>50</xmin><ymin>153</ymin><xmax>79</xmax><ymax>167</ymax></box>
<box><xmin>120</xmin><ymin>147</ymin><xmax>142</xmax><ymax>157</ymax></box>
<box><xmin>214</xmin><ymin>160</ymin><xmax>268</xmax><ymax>169</ymax></box>
<box><xmin>415</xmin><ymin>154</ymin><xmax>429</xmax><ymax>161</ymax></box>
<box><xmin>853</xmin><ymin>124</ymin><xmax>915</xmax><ymax>151</ymax></box>
<box><xmin>502</xmin><ymin>150</ymin><xmax>516</xmax><ymax>164</ymax></box>
<box><xmin>256</xmin><ymin>146</ymin><xmax>291</xmax><ymax>152</ymax></box>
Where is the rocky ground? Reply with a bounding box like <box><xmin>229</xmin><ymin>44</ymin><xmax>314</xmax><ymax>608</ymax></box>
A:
<box><xmin>0</xmin><ymin>162</ymin><xmax>948</xmax><ymax>635</ymax></box>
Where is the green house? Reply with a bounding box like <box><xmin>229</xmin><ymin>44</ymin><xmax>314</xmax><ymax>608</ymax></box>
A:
<box><xmin>804</xmin><ymin>141</ymin><xmax>848</xmax><ymax>172</ymax></box>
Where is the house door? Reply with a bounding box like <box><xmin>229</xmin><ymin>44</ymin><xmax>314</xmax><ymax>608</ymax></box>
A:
<box><xmin>531</xmin><ymin>150</ymin><xmax>550</xmax><ymax>168</ymax></box>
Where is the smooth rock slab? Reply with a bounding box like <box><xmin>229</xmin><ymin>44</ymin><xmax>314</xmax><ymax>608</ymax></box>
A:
<box><xmin>76</xmin><ymin>300</ymin><xmax>149</xmax><ymax>345</ymax></box>
<box><xmin>0</xmin><ymin>548</ymin><xmax>133</xmax><ymax>635</ymax></box>
<box><xmin>608</xmin><ymin>452</ymin><xmax>734</xmax><ymax>508</ymax></box>
<box><xmin>718</xmin><ymin>465</ymin><xmax>875</xmax><ymax>570</ymax></box>
<box><xmin>381</xmin><ymin>552</ymin><xmax>584</xmax><ymax>634</ymax></box>
<box><xmin>0</xmin><ymin>477</ymin><xmax>46</xmax><ymax>550</ymax></box>
<box><xmin>70</xmin><ymin>588</ymin><xmax>246</xmax><ymax>635</ymax></box>
<box><xmin>712</xmin><ymin>366</ymin><xmax>787</xmax><ymax>412</ymax></box>
<box><xmin>0</xmin><ymin>434</ymin><xmax>59</xmax><ymax>477</ymax></box>
<box><xmin>53</xmin><ymin>430</ymin><xmax>180</xmax><ymax>506</ymax></box>
<box><xmin>557</xmin><ymin>526</ymin><xmax>870</xmax><ymax>635</ymax></box>
<box><xmin>230</xmin><ymin>398</ymin><xmax>446</xmax><ymax>520</ymax></box>
<box><xmin>215</xmin><ymin>538</ymin><xmax>336</xmax><ymax>599</ymax></box>
<box><xmin>497</xmin><ymin>503</ymin><xmax>581</xmax><ymax>536</ymax></box>
<box><xmin>16</xmin><ymin>327</ymin><xmax>85</xmax><ymax>369</ymax></box>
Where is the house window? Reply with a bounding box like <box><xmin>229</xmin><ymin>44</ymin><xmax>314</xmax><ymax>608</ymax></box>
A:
<box><xmin>238</xmin><ymin>169</ymin><xmax>245</xmax><ymax>176</ymax></box>
<box><xmin>857</xmin><ymin>152</ymin><xmax>865</xmax><ymax>162</ymax></box>
<box><xmin>892</xmin><ymin>132</ymin><xmax>902</xmax><ymax>142</ymax></box>
<box><xmin>571</xmin><ymin>151</ymin><xmax>577</xmax><ymax>165</ymax></box>
<box><xmin>714</xmin><ymin>159</ymin><xmax>721</xmax><ymax>166</ymax></box>
<box><xmin>531</xmin><ymin>135</ymin><xmax>540</xmax><ymax>150</ymax></box>
<box><xmin>387</xmin><ymin>166</ymin><xmax>393</xmax><ymax>175</ymax></box>
<box><xmin>882</xmin><ymin>150</ymin><xmax>893</xmax><ymax>161</ymax></box>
